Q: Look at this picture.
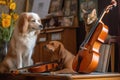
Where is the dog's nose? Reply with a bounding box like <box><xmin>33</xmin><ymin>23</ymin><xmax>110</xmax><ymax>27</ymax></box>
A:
<box><xmin>39</xmin><ymin>25</ymin><xmax>43</xmax><ymax>30</ymax></box>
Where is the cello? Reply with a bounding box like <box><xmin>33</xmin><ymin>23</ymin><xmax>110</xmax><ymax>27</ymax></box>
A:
<box><xmin>72</xmin><ymin>0</ymin><xmax>117</xmax><ymax>73</ymax></box>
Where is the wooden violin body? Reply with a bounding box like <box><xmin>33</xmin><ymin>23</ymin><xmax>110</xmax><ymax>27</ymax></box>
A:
<box><xmin>72</xmin><ymin>22</ymin><xmax>108</xmax><ymax>73</ymax></box>
<box><xmin>28</xmin><ymin>62</ymin><xmax>58</xmax><ymax>73</ymax></box>
<box><xmin>11</xmin><ymin>61</ymin><xmax>58</xmax><ymax>74</ymax></box>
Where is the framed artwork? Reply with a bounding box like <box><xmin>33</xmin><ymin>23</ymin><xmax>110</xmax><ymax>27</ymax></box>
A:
<box><xmin>31</xmin><ymin>0</ymin><xmax>51</xmax><ymax>19</ymax></box>
<box><xmin>71</xmin><ymin>0</ymin><xmax>78</xmax><ymax>16</ymax></box>
<box><xmin>63</xmin><ymin>0</ymin><xmax>78</xmax><ymax>16</ymax></box>
<box><xmin>49</xmin><ymin>0</ymin><xmax>63</xmax><ymax>13</ymax></box>
<box><xmin>63</xmin><ymin>0</ymin><xmax>72</xmax><ymax>16</ymax></box>
<box><xmin>61</xmin><ymin>16</ymin><xmax>74</xmax><ymax>27</ymax></box>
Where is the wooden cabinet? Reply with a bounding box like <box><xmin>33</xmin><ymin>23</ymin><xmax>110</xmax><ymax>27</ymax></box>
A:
<box><xmin>33</xmin><ymin>27</ymin><xmax>77</xmax><ymax>63</ymax></box>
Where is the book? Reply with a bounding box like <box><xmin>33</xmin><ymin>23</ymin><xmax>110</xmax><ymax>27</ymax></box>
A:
<box><xmin>96</xmin><ymin>44</ymin><xmax>111</xmax><ymax>72</ymax></box>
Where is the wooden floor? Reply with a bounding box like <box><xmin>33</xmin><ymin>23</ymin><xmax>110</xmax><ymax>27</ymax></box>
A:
<box><xmin>0</xmin><ymin>72</ymin><xmax>120</xmax><ymax>80</ymax></box>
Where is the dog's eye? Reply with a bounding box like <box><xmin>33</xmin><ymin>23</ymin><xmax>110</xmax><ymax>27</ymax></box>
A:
<box><xmin>51</xmin><ymin>43</ymin><xmax>54</xmax><ymax>45</ymax></box>
<box><xmin>38</xmin><ymin>20</ymin><xmax>41</xmax><ymax>22</ymax></box>
<box><xmin>31</xmin><ymin>20</ymin><xmax>36</xmax><ymax>22</ymax></box>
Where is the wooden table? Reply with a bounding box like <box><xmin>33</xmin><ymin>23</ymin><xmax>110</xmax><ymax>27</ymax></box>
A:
<box><xmin>0</xmin><ymin>72</ymin><xmax>120</xmax><ymax>80</ymax></box>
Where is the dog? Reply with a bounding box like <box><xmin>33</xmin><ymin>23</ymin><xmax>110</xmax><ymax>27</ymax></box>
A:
<box><xmin>0</xmin><ymin>12</ymin><xmax>43</xmax><ymax>73</ymax></box>
<box><xmin>44</xmin><ymin>41</ymin><xmax>76</xmax><ymax>74</ymax></box>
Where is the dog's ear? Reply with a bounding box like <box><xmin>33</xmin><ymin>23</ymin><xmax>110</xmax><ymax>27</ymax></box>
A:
<box><xmin>18</xmin><ymin>13</ymin><xmax>29</xmax><ymax>33</ymax></box>
<box><xmin>56</xmin><ymin>44</ymin><xmax>61</xmax><ymax>53</ymax></box>
<box><xmin>53</xmin><ymin>44</ymin><xmax>61</xmax><ymax>55</ymax></box>
<box><xmin>55</xmin><ymin>44</ymin><xmax>62</xmax><ymax>57</ymax></box>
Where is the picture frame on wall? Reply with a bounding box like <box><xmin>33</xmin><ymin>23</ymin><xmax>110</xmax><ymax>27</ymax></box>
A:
<box><xmin>63</xmin><ymin>0</ymin><xmax>72</xmax><ymax>16</ymax></box>
<box><xmin>71</xmin><ymin>0</ymin><xmax>78</xmax><ymax>16</ymax></box>
<box><xmin>63</xmin><ymin>0</ymin><xmax>78</xmax><ymax>16</ymax></box>
<box><xmin>61</xmin><ymin>16</ymin><xmax>74</xmax><ymax>27</ymax></box>
<box><xmin>49</xmin><ymin>0</ymin><xmax>63</xmax><ymax>14</ymax></box>
<box><xmin>31</xmin><ymin>0</ymin><xmax>51</xmax><ymax>19</ymax></box>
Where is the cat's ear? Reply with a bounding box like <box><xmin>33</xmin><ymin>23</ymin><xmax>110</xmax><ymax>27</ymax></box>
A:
<box><xmin>91</xmin><ymin>9</ymin><xmax>97</xmax><ymax>17</ymax></box>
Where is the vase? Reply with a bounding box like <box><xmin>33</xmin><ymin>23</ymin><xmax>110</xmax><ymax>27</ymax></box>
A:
<box><xmin>0</xmin><ymin>41</ymin><xmax>8</xmax><ymax>62</ymax></box>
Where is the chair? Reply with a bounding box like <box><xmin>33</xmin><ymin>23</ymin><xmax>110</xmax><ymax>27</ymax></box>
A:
<box><xmin>95</xmin><ymin>35</ymin><xmax>120</xmax><ymax>72</ymax></box>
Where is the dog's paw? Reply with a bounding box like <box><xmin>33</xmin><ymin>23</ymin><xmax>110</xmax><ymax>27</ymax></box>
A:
<box><xmin>11</xmin><ymin>69</ymin><xmax>28</xmax><ymax>74</ymax></box>
<box><xmin>50</xmin><ymin>71</ymin><xmax>56</xmax><ymax>75</ymax></box>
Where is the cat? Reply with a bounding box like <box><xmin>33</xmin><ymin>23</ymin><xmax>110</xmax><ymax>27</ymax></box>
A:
<box><xmin>80</xmin><ymin>0</ymin><xmax>98</xmax><ymax>35</ymax></box>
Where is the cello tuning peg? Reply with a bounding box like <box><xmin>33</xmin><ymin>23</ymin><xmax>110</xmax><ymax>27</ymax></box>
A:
<box><xmin>111</xmin><ymin>0</ymin><xmax>117</xmax><ymax>7</ymax></box>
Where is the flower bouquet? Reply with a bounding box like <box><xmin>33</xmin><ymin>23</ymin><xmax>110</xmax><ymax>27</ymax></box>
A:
<box><xmin>0</xmin><ymin>0</ymin><xmax>19</xmax><ymax>62</ymax></box>
<box><xmin>0</xmin><ymin>0</ymin><xmax>19</xmax><ymax>42</ymax></box>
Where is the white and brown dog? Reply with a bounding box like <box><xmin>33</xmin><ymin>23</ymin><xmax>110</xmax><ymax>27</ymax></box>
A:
<box><xmin>44</xmin><ymin>41</ymin><xmax>76</xmax><ymax>74</ymax></box>
<box><xmin>0</xmin><ymin>12</ymin><xmax>43</xmax><ymax>73</ymax></box>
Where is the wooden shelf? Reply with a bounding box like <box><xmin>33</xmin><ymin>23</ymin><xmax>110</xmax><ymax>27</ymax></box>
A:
<box><xmin>0</xmin><ymin>72</ymin><xmax>120</xmax><ymax>80</ymax></box>
<box><xmin>41</xmin><ymin>26</ymin><xmax>78</xmax><ymax>33</ymax></box>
